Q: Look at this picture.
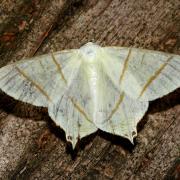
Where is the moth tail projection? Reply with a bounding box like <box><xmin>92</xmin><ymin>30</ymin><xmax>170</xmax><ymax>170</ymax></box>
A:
<box><xmin>93</xmin><ymin>92</ymin><xmax>149</xmax><ymax>145</ymax></box>
<box><xmin>48</xmin><ymin>95</ymin><xmax>98</xmax><ymax>149</ymax></box>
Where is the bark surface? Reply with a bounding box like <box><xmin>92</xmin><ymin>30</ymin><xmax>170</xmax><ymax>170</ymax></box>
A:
<box><xmin>0</xmin><ymin>0</ymin><xmax>179</xmax><ymax>179</ymax></box>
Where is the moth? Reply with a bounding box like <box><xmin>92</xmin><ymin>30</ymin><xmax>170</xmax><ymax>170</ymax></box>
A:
<box><xmin>0</xmin><ymin>42</ymin><xmax>179</xmax><ymax>148</ymax></box>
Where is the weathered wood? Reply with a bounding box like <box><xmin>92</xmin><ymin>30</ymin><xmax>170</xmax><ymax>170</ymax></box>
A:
<box><xmin>0</xmin><ymin>0</ymin><xmax>179</xmax><ymax>179</ymax></box>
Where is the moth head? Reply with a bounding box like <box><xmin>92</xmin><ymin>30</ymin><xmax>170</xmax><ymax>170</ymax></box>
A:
<box><xmin>80</xmin><ymin>42</ymin><xmax>102</xmax><ymax>61</ymax></box>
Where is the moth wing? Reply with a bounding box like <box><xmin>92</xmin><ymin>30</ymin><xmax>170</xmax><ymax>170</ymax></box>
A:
<box><xmin>48</xmin><ymin>63</ymin><xmax>97</xmax><ymax>148</ymax></box>
<box><xmin>92</xmin><ymin>68</ymin><xmax>148</xmax><ymax>142</ymax></box>
<box><xmin>0</xmin><ymin>50</ymin><xmax>79</xmax><ymax>107</ymax></box>
<box><xmin>102</xmin><ymin>47</ymin><xmax>180</xmax><ymax>101</ymax></box>
<box><xmin>0</xmin><ymin>50</ymin><xmax>97</xmax><ymax>148</ymax></box>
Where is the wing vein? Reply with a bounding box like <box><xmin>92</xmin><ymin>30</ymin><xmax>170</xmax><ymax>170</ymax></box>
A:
<box><xmin>108</xmin><ymin>92</ymin><xmax>125</xmax><ymax>120</ymax></box>
<box><xmin>140</xmin><ymin>53</ymin><xmax>145</xmax><ymax>65</ymax></box>
<box><xmin>51</xmin><ymin>52</ymin><xmax>67</xmax><ymax>84</ymax></box>
<box><xmin>15</xmin><ymin>66</ymin><xmax>52</xmax><ymax>102</ymax></box>
<box><xmin>70</xmin><ymin>98</ymin><xmax>92</xmax><ymax>124</ymax></box>
<box><xmin>139</xmin><ymin>56</ymin><xmax>173</xmax><ymax>97</ymax></box>
<box><xmin>119</xmin><ymin>48</ymin><xmax>132</xmax><ymax>84</ymax></box>
<box><xmin>0</xmin><ymin>69</ymin><xmax>15</xmax><ymax>81</ymax></box>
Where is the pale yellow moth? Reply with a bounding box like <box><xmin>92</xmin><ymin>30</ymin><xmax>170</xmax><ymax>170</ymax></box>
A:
<box><xmin>0</xmin><ymin>42</ymin><xmax>179</xmax><ymax>148</ymax></box>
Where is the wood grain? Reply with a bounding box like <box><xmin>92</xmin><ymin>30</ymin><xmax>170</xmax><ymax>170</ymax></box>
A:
<box><xmin>0</xmin><ymin>0</ymin><xmax>179</xmax><ymax>179</ymax></box>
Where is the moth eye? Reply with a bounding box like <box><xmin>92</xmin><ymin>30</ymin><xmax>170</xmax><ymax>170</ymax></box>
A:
<box><xmin>67</xmin><ymin>136</ymin><xmax>72</xmax><ymax>141</ymax></box>
<box><xmin>132</xmin><ymin>131</ymin><xmax>137</xmax><ymax>137</ymax></box>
